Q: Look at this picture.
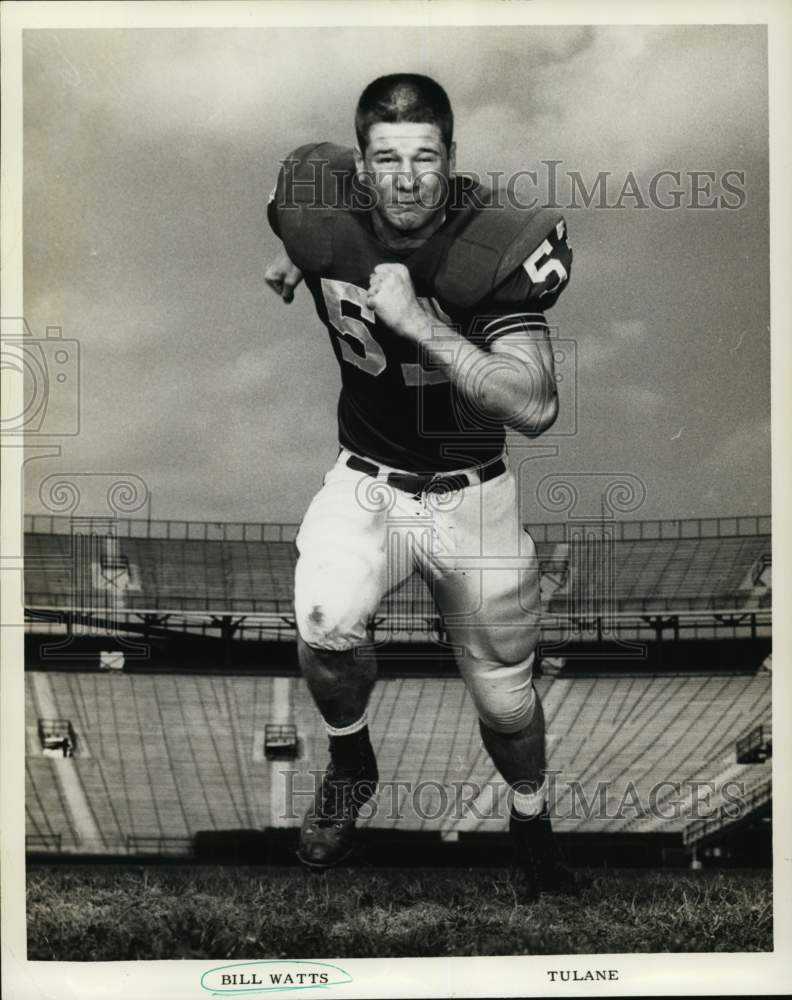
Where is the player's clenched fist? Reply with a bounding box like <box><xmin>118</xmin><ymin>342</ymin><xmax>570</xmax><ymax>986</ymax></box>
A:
<box><xmin>265</xmin><ymin>246</ymin><xmax>304</xmax><ymax>304</ymax></box>
<box><xmin>366</xmin><ymin>263</ymin><xmax>424</xmax><ymax>337</ymax></box>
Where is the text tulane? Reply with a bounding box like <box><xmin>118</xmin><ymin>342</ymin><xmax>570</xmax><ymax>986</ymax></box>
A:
<box><xmin>220</xmin><ymin>972</ymin><xmax>330</xmax><ymax>986</ymax></box>
<box><xmin>547</xmin><ymin>969</ymin><xmax>619</xmax><ymax>982</ymax></box>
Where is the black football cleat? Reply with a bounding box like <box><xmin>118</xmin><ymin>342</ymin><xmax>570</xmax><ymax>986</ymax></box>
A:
<box><xmin>297</xmin><ymin>748</ymin><xmax>378</xmax><ymax>872</ymax></box>
<box><xmin>509</xmin><ymin>806</ymin><xmax>579</xmax><ymax>900</ymax></box>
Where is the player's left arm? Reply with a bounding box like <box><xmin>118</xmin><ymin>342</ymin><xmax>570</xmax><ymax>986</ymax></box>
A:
<box><xmin>464</xmin><ymin>222</ymin><xmax>572</xmax><ymax>433</ymax></box>
<box><xmin>388</xmin><ymin>298</ymin><xmax>558</xmax><ymax>437</ymax></box>
<box><xmin>476</xmin><ymin>312</ymin><xmax>559</xmax><ymax>436</ymax></box>
<box><xmin>366</xmin><ymin>234</ymin><xmax>569</xmax><ymax>437</ymax></box>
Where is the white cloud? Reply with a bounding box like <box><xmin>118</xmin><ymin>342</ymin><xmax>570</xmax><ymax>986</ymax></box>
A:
<box><xmin>460</xmin><ymin>25</ymin><xmax>766</xmax><ymax>181</ymax></box>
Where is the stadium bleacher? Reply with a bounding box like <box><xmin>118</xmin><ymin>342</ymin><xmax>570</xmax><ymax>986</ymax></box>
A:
<box><xmin>23</xmin><ymin>513</ymin><xmax>772</xmax><ymax>860</ymax></box>
<box><xmin>24</xmin><ymin>669</ymin><xmax>771</xmax><ymax>852</ymax></box>
<box><xmin>549</xmin><ymin>534</ymin><xmax>771</xmax><ymax>613</ymax></box>
<box><xmin>26</xmin><ymin>759</ymin><xmax>72</xmax><ymax>851</ymax></box>
<box><xmin>23</xmin><ymin>514</ymin><xmax>771</xmax><ymax>617</ymax></box>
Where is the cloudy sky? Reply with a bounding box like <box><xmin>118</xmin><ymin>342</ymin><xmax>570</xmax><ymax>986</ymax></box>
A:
<box><xmin>22</xmin><ymin>24</ymin><xmax>769</xmax><ymax>525</ymax></box>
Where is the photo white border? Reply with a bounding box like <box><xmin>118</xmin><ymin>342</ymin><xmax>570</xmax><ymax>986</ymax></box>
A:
<box><xmin>2</xmin><ymin>1</ymin><xmax>790</xmax><ymax>997</ymax></box>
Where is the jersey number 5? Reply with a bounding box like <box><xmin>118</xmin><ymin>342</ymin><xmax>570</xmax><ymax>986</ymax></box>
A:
<box><xmin>321</xmin><ymin>278</ymin><xmax>387</xmax><ymax>376</ymax></box>
<box><xmin>321</xmin><ymin>278</ymin><xmax>448</xmax><ymax>385</ymax></box>
<box><xmin>522</xmin><ymin>220</ymin><xmax>569</xmax><ymax>296</ymax></box>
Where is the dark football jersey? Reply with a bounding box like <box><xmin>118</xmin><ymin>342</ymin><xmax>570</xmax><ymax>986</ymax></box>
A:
<box><xmin>268</xmin><ymin>143</ymin><xmax>572</xmax><ymax>472</ymax></box>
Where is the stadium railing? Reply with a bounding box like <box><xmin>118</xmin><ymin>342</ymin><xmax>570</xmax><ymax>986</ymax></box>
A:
<box><xmin>682</xmin><ymin>778</ymin><xmax>772</xmax><ymax>847</ymax></box>
<box><xmin>25</xmin><ymin>833</ymin><xmax>62</xmax><ymax>852</ymax></box>
<box><xmin>125</xmin><ymin>835</ymin><xmax>194</xmax><ymax>855</ymax></box>
<box><xmin>24</xmin><ymin>513</ymin><xmax>771</xmax><ymax>543</ymax></box>
<box><xmin>22</xmin><ymin>512</ymin><xmax>772</xmax><ymax>645</ymax></box>
<box><xmin>736</xmin><ymin>723</ymin><xmax>773</xmax><ymax>764</ymax></box>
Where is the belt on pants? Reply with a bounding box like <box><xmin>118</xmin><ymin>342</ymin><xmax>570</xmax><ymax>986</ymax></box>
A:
<box><xmin>344</xmin><ymin>452</ymin><xmax>506</xmax><ymax>497</ymax></box>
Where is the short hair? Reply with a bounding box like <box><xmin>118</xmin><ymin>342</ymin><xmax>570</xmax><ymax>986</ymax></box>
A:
<box><xmin>355</xmin><ymin>74</ymin><xmax>454</xmax><ymax>152</ymax></box>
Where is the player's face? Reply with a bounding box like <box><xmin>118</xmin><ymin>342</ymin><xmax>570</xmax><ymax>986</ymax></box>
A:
<box><xmin>356</xmin><ymin>123</ymin><xmax>456</xmax><ymax>235</ymax></box>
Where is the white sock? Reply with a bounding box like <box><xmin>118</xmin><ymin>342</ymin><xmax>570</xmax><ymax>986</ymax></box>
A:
<box><xmin>325</xmin><ymin>713</ymin><xmax>368</xmax><ymax>737</ymax></box>
<box><xmin>511</xmin><ymin>777</ymin><xmax>548</xmax><ymax>818</ymax></box>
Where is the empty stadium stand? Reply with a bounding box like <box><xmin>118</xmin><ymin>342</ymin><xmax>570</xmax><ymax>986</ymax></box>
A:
<box><xmin>24</xmin><ymin>669</ymin><xmax>771</xmax><ymax>853</ymax></box>
<box><xmin>683</xmin><ymin>778</ymin><xmax>772</xmax><ymax>850</ymax></box>
<box><xmin>22</xmin><ymin>513</ymin><xmax>772</xmax><ymax>863</ymax></box>
<box><xmin>548</xmin><ymin>534</ymin><xmax>770</xmax><ymax>613</ymax></box>
<box><xmin>24</xmin><ymin>514</ymin><xmax>771</xmax><ymax>620</ymax></box>
<box><xmin>26</xmin><ymin>758</ymin><xmax>77</xmax><ymax>852</ymax></box>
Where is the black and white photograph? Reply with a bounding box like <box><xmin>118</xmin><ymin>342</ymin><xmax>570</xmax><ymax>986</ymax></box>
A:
<box><xmin>1</xmin><ymin>1</ymin><xmax>790</xmax><ymax>998</ymax></box>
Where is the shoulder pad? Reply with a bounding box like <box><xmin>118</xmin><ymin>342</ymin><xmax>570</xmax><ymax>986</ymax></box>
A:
<box><xmin>272</xmin><ymin>142</ymin><xmax>355</xmax><ymax>272</ymax></box>
<box><xmin>435</xmin><ymin>194</ymin><xmax>564</xmax><ymax>309</ymax></box>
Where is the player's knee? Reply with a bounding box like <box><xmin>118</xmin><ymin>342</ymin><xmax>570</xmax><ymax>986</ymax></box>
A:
<box><xmin>454</xmin><ymin>623</ymin><xmax>539</xmax><ymax>668</ymax></box>
<box><xmin>294</xmin><ymin>549</ymin><xmax>381</xmax><ymax>652</ymax></box>
<box><xmin>461</xmin><ymin>649</ymin><xmax>537</xmax><ymax>734</ymax></box>
<box><xmin>295</xmin><ymin>599</ymin><xmax>369</xmax><ymax>652</ymax></box>
<box><xmin>294</xmin><ymin>574</ymin><xmax>370</xmax><ymax>651</ymax></box>
<box><xmin>473</xmin><ymin>682</ymin><xmax>537</xmax><ymax>734</ymax></box>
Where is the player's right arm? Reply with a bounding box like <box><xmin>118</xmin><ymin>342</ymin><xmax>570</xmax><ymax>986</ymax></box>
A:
<box><xmin>266</xmin><ymin>141</ymin><xmax>356</xmax><ymax>281</ymax></box>
<box><xmin>264</xmin><ymin>156</ymin><xmax>309</xmax><ymax>304</ymax></box>
<box><xmin>264</xmin><ymin>244</ymin><xmax>303</xmax><ymax>304</ymax></box>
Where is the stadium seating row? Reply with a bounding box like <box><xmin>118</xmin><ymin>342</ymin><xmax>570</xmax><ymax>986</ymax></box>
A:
<box><xmin>24</xmin><ymin>529</ymin><xmax>771</xmax><ymax>615</ymax></box>
<box><xmin>25</xmin><ymin>669</ymin><xmax>771</xmax><ymax>852</ymax></box>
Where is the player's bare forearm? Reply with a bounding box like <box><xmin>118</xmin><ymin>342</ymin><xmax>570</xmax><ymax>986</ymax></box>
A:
<box><xmin>407</xmin><ymin>313</ymin><xmax>558</xmax><ymax>437</ymax></box>
<box><xmin>366</xmin><ymin>262</ymin><xmax>558</xmax><ymax>437</ymax></box>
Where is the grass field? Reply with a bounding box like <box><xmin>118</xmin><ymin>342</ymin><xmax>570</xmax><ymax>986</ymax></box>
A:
<box><xmin>27</xmin><ymin>865</ymin><xmax>772</xmax><ymax>960</ymax></box>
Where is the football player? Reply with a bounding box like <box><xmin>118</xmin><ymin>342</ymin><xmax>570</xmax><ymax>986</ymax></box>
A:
<box><xmin>265</xmin><ymin>74</ymin><xmax>575</xmax><ymax>896</ymax></box>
